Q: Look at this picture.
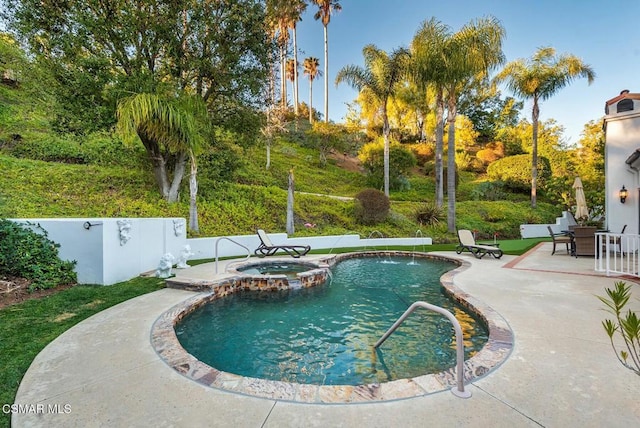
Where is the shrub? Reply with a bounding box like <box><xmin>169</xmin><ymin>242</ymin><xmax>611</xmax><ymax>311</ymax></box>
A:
<box><xmin>476</xmin><ymin>141</ymin><xmax>505</xmax><ymax>166</ymax></box>
<box><xmin>358</xmin><ymin>138</ymin><xmax>417</xmax><ymax>190</ymax></box>
<box><xmin>486</xmin><ymin>154</ymin><xmax>551</xmax><ymax>191</ymax></box>
<box><xmin>354</xmin><ymin>188</ymin><xmax>390</xmax><ymax>225</ymax></box>
<box><xmin>470</xmin><ymin>181</ymin><xmax>508</xmax><ymax>201</ymax></box>
<box><xmin>598</xmin><ymin>281</ymin><xmax>640</xmax><ymax>376</ymax></box>
<box><xmin>0</xmin><ymin>219</ymin><xmax>77</xmax><ymax>290</ymax></box>
<box><xmin>414</xmin><ymin>202</ymin><xmax>442</xmax><ymax>226</ymax></box>
<box><xmin>408</xmin><ymin>142</ymin><xmax>435</xmax><ymax>165</ymax></box>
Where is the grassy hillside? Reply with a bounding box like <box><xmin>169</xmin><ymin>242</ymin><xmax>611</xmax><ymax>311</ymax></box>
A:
<box><xmin>0</xmin><ymin>82</ymin><xmax>560</xmax><ymax>240</ymax></box>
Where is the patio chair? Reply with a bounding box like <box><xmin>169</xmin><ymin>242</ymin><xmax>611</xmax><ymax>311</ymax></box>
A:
<box><xmin>455</xmin><ymin>229</ymin><xmax>503</xmax><ymax>259</ymax></box>
<box><xmin>547</xmin><ymin>226</ymin><xmax>573</xmax><ymax>255</ymax></box>
<box><xmin>254</xmin><ymin>229</ymin><xmax>311</xmax><ymax>258</ymax></box>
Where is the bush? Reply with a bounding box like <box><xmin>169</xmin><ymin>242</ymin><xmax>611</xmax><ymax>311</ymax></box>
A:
<box><xmin>354</xmin><ymin>188</ymin><xmax>390</xmax><ymax>225</ymax></box>
<box><xmin>408</xmin><ymin>142</ymin><xmax>435</xmax><ymax>166</ymax></box>
<box><xmin>476</xmin><ymin>141</ymin><xmax>505</xmax><ymax>165</ymax></box>
<box><xmin>0</xmin><ymin>219</ymin><xmax>77</xmax><ymax>290</ymax></box>
<box><xmin>414</xmin><ymin>202</ymin><xmax>442</xmax><ymax>226</ymax></box>
<box><xmin>358</xmin><ymin>138</ymin><xmax>417</xmax><ymax>190</ymax></box>
<box><xmin>487</xmin><ymin>154</ymin><xmax>551</xmax><ymax>191</ymax></box>
<box><xmin>470</xmin><ymin>181</ymin><xmax>509</xmax><ymax>201</ymax></box>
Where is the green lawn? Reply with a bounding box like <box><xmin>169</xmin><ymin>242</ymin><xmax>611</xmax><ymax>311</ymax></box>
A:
<box><xmin>0</xmin><ymin>237</ymin><xmax>546</xmax><ymax>428</ymax></box>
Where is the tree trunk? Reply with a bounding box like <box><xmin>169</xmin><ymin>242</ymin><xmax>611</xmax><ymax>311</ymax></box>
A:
<box><xmin>188</xmin><ymin>150</ymin><xmax>199</xmax><ymax>234</ymax></box>
<box><xmin>286</xmin><ymin>169</ymin><xmax>295</xmax><ymax>236</ymax></box>
<box><xmin>531</xmin><ymin>95</ymin><xmax>539</xmax><ymax>209</ymax></box>
<box><xmin>266</xmin><ymin>142</ymin><xmax>271</xmax><ymax>170</ymax></box>
<box><xmin>382</xmin><ymin>102</ymin><xmax>390</xmax><ymax>197</ymax></box>
<box><xmin>323</xmin><ymin>24</ymin><xmax>329</xmax><ymax>122</ymax></box>
<box><xmin>139</xmin><ymin>132</ymin><xmax>171</xmax><ymax>200</ymax></box>
<box><xmin>309</xmin><ymin>80</ymin><xmax>314</xmax><ymax>123</ymax></box>
<box><xmin>447</xmin><ymin>92</ymin><xmax>457</xmax><ymax>233</ymax></box>
<box><xmin>167</xmin><ymin>150</ymin><xmax>188</xmax><ymax>203</ymax></box>
<box><xmin>434</xmin><ymin>88</ymin><xmax>445</xmax><ymax>208</ymax></box>
<box><xmin>280</xmin><ymin>45</ymin><xmax>287</xmax><ymax>109</ymax></box>
<box><xmin>293</xmin><ymin>26</ymin><xmax>299</xmax><ymax>116</ymax></box>
<box><xmin>417</xmin><ymin>108</ymin><xmax>425</xmax><ymax>142</ymax></box>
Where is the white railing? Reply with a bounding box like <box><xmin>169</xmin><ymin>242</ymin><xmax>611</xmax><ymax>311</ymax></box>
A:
<box><xmin>214</xmin><ymin>237</ymin><xmax>251</xmax><ymax>274</ymax></box>
<box><xmin>595</xmin><ymin>233</ymin><xmax>640</xmax><ymax>277</ymax></box>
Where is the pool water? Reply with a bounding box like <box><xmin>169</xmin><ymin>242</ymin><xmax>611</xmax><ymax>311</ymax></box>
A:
<box><xmin>237</xmin><ymin>263</ymin><xmax>313</xmax><ymax>280</ymax></box>
<box><xmin>175</xmin><ymin>256</ymin><xmax>488</xmax><ymax>385</ymax></box>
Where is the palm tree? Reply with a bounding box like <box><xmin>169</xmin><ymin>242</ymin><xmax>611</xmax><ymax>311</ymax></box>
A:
<box><xmin>266</xmin><ymin>0</ymin><xmax>291</xmax><ymax>109</ymax></box>
<box><xmin>303</xmin><ymin>56</ymin><xmax>321</xmax><ymax>123</ymax></box>
<box><xmin>286</xmin><ymin>58</ymin><xmax>298</xmax><ymax>106</ymax></box>
<box><xmin>410</xmin><ymin>18</ymin><xmax>451</xmax><ymax>208</ymax></box>
<box><xmin>442</xmin><ymin>17</ymin><xmax>505</xmax><ymax>232</ymax></box>
<box><xmin>336</xmin><ymin>44</ymin><xmax>410</xmax><ymax>196</ymax></box>
<box><xmin>411</xmin><ymin>17</ymin><xmax>505</xmax><ymax>231</ymax></box>
<box><xmin>496</xmin><ymin>47</ymin><xmax>595</xmax><ymax>208</ymax></box>
<box><xmin>116</xmin><ymin>93</ymin><xmax>207</xmax><ymax>232</ymax></box>
<box><xmin>313</xmin><ymin>0</ymin><xmax>342</xmax><ymax>122</ymax></box>
<box><xmin>287</xmin><ymin>1</ymin><xmax>307</xmax><ymax>117</ymax></box>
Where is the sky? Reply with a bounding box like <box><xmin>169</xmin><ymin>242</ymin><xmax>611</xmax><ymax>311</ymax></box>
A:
<box><xmin>294</xmin><ymin>0</ymin><xmax>640</xmax><ymax>145</ymax></box>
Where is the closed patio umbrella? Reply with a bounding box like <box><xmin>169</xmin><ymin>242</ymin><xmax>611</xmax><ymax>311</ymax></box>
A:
<box><xmin>573</xmin><ymin>177</ymin><xmax>589</xmax><ymax>220</ymax></box>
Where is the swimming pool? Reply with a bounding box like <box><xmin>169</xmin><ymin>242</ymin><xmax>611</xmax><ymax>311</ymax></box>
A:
<box><xmin>176</xmin><ymin>255</ymin><xmax>488</xmax><ymax>385</ymax></box>
<box><xmin>153</xmin><ymin>251</ymin><xmax>514</xmax><ymax>403</ymax></box>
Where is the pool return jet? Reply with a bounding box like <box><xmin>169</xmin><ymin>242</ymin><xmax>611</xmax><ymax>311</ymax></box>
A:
<box><xmin>374</xmin><ymin>301</ymin><xmax>472</xmax><ymax>398</ymax></box>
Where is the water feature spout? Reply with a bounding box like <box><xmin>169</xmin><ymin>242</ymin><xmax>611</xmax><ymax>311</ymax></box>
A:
<box><xmin>408</xmin><ymin>229</ymin><xmax>424</xmax><ymax>265</ymax></box>
<box><xmin>328</xmin><ymin>231</ymin><xmax>361</xmax><ymax>255</ymax></box>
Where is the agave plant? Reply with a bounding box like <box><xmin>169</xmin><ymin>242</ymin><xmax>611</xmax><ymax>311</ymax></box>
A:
<box><xmin>597</xmin><ymin>281</ymin><xmax>640</xmax><ymax>376</ymax></box>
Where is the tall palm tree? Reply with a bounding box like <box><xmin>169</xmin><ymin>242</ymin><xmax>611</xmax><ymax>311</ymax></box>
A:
<box><xmin>116</xmin><ymin>93</ymin><xmax>207</xmax><ymax>232</ymax></box>
<box><xmin>336</xmin><ymin>44</ymin><xmax>410</xmax><ymax>196</ymax></box>
<box><xmin>442</xmin><ymin>17</ymin><xmax>505</xmax><ymax>232</ymax></box>
<box><xmin>303</xmin><ymin>56</ymin><xmax>321</xmax><ymax>123</ymax></box>
<box><xmin>496</xmin><ymin>47</ymin><xmax>595</xmax><ymax>208</ymax></box>
<box><xmin>286</xmin><ymin>58</ymin><xmax>297</xmax><ymax>106</ymax></box>
<box><xmin>266</xmin><ymin>0</ymin><xmax>291</xmax><ymax>109</ymax></box>
<box><xmin>411</xmin><ymin>17</ymin><xmax>505</xmax><ymax>231</ymax></box>
<box><xmin>313</xmin><ymin>0</ymin><xmax>342</xmax><ymax>122</ymax></box>
<box><xmin>287</xmin><ymin>0</ymin><xmax>307</xmax><ymax>117</ymax></box>
<box><xmin>410</xmin><ymin>18</ymin><xmax>451</xmax><ymax>208</ymax></box>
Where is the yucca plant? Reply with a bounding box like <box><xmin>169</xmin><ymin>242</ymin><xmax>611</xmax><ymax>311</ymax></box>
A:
<box><xmin>414</xmin><ymin>202</ymin><xmax>442</xmax><ymax>226</ymax></box>
<box><xmin>597</xmin><ymin>281</ymin><xmax>640</xmax><ymax>376</ymax></box>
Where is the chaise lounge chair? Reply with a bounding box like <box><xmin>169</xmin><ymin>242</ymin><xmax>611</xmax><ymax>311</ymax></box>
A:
<box><xmin>455</xmin><ymin>229</ymin><xmax>503</xmax><ymax>259</ymax></box>
<box><xmin>254</xmin><ymin>229</ymin><xmax>311</xmax><ymax>258</ymax></box>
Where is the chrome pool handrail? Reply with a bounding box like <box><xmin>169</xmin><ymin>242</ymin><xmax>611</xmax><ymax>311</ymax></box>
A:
<box><xmin>374</xmin><ymin>300</ymin><xmax>472</xmax><ymax>399</ymax></box>
<box><xmin>214</xmin><ymin>237</ymin><xmax>251</xmax><ymax>274</ymax></box>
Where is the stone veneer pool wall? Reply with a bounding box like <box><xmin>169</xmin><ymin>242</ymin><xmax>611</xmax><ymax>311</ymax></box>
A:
<box><xmin>153</xmin><ymin>251</ymin><xmax>514</xmax><ymax>403</ymax></box>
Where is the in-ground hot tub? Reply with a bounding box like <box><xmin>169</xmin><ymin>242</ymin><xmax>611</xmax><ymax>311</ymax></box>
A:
<box><xmin>226</xmin><ymin>258</ymin><xmax>330</xmax><ymax>290</ymax></box>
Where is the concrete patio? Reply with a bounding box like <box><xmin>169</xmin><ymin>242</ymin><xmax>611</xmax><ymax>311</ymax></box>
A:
<box><xmin>12</xmin><ymin>242</ymin><xmax>640</xmax><ymax>427</ymax></box>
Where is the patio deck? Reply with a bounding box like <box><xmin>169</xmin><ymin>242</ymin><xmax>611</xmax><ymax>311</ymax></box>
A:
<box><xmin>12</xmin><ymin>242</ymin><xmax>640</xmax><ymax>427</ymax></box>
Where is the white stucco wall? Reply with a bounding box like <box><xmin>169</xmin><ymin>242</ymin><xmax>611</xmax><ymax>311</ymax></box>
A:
<box><xmin>186</xmin><ymin>233</ymin><xmax>432</xmax><ymax>259</ymax></box>
<box><xmin>8</xmin><ymin>218</ymin><xmax>432</xmax><ymax>285</ymax></box>
<box><xmin>604</xmin><ymin>101</ymin><xmax>640</xmax><ymax>235</ymax></box>
<box><xmin>519</xmin><ymin>211</ymin><xmax>577</xmax><ymax>238</ymax></box>
<box><xmin>10</xmin><ymin>218</ymin><xmax>187</xmax><ymax>285</ymax></box>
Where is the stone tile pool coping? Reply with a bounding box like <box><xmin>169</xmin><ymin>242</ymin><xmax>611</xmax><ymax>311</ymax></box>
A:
<box><xmin>152</xmin><ymin>251</ymin><xmax>513</xmax><ymax>404</ymax></box>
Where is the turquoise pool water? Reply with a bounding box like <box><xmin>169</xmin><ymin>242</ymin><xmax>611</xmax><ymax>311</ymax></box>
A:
<box><xmin>236</xmin><ymin>262</ymin><xmax>313</xmax><ymax>280</ymax></box>
<box><xmin>175</xmin><ymin>256</ymin><xmax>488</xmax><ymax>385</ymax></box>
